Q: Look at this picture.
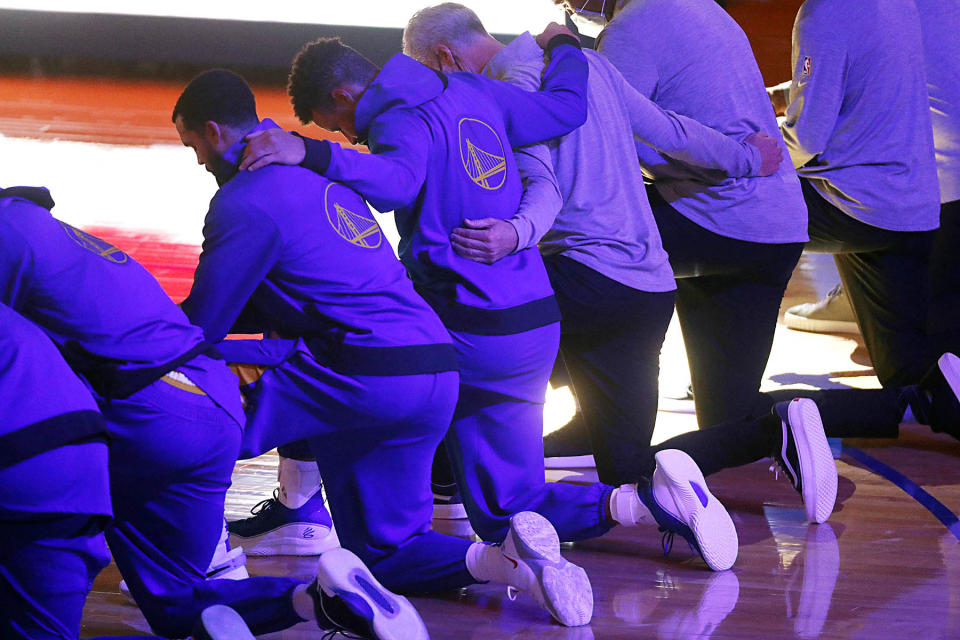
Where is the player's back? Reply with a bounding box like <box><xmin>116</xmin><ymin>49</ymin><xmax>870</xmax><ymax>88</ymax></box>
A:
<box><xmin>366</xmin><ymin>56</ymin><xmax>557</xmax><ymax>333</ymax></box>
<box><xmin>785</xmin><ymin>0</ymin><xmax>939</xmax><ymax>227</ymax></box>
<box><xmin>213</xmin><ymin>161</ymin><xmax>452</xmax><ymax>351</ymax></box>
<box><xmin>598</xmin><ymin>0</ymin><xmax>807</xmax><ymax>244</ymax></box>
<box><xmin>0</xmin><ymin>189</ymin><xmax>209</xmax><ymax>397</ymax></box>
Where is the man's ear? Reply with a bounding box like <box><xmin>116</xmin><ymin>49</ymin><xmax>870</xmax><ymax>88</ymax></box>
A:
<box><xmin>331</xmin><ymin>86</ymin><xmax>358</xmax><ymax>110</ymax></box>
<box><xmin>203</xmin><ymin>120</ymin><xmax>223</xmax><ymax>147</ymax></box>
<box><xmin>433</xmin><ymin>44</ymin><xmax>456</xmax><ymax>72</ymax></box>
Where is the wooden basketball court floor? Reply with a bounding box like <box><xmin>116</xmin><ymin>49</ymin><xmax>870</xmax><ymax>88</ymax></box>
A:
<box><xmin>3</xmin><ymin>75</ymin><xmax>960</xmax><ymax>640</ymax></box>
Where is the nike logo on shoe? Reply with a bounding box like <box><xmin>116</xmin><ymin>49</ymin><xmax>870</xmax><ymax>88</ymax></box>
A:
<box><xmin>504</xmin><ymin>554</ymin><xmax>519</xmax><ymax>569</ymax></box>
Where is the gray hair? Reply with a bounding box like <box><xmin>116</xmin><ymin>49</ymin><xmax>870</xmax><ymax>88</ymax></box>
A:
<box><xmin>403</xmin><ymin>3</ymin><xmax>490</xmax><ymax>63</ymax></box>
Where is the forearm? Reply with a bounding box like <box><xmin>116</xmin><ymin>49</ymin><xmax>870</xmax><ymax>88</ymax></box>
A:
<box><xmin>622</xmin><ymin>86</ymin><xmax>760</xmax><ymax>177</ymax></box>
<box><xmin>509</xmin><ymin>144</ymin><xmax>562</xmax><ymax>250</ymax></box>
<box><xmin>299</xmin><ymin>129</ymin><xmax>426</xmax><ymax>213</ymax></box>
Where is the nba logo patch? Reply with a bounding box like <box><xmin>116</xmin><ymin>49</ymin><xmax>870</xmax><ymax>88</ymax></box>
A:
<box><xmin>801</xmin><ymin>56</ymin><xmax>812</xmax><ymax>79</ymax></box>
<box><xmin>458</xmin><ymin>117</ymin><xmax>507</xmax><ymax>191</ymax></box>
<box><xmin>323</xmin><ymin>182</ymin><xmax>382</xmax><ymax>249</ymax></box>
<box><xmin>59</xmin><ymin>221</ymin><xmax>128</xmax><ymax>264</ymax></box>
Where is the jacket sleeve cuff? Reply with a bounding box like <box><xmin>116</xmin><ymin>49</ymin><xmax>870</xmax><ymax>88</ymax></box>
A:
<box><xmin>293</xmin><ymin>132</ymin><xmax>333</xmax><ymax>175</ymax></box>
<box><xmin>545</xmin><ymin>34</ymin><xmax>582</xmax><ymax>57</ymax></box>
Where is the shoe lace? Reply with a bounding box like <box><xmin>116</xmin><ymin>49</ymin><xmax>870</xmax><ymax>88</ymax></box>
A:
<box><xmin>659</xmin><ymin>527</ymin><xmax>697</xmax><ymax>557</ymax></box>
<box><xmin>660</xmin><ymin>528</ymin><xmax>675</xmax><ymax>556</ymax></box>
<box><xmin>769</xmin><ymin>461</ymin><xmax>782</xmax><ymax>482</ymax></box>
<box><xmin>317</xmin><ymin>592</ymin><xmax>365</xmax><ymax>640</ymax></box>
<box><xmin>249</xmin><ymin>488</ymin><xmax>281</xmax><ymax>517</ymax></box>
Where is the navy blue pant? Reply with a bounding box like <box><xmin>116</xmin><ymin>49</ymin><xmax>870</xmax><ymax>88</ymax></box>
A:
<box><xmin>545</xmin><ymin>254</ymin><xmax>676</xmax><ymax>486</ymax></box>
<box><xmin>639</xmin><ymin>386</ymin><xmax>906</xmax><ymax>479</ymax></box>
<box><xmin>648</xmin><ymin>187</ymin><xmax>805</xmax><ymax>428</ymax></box>
<box><xmin>442</xmin><ymin>322</ymin><xmax>614</xmax><ymax>542</ymax></box>
<box><xmin>802</xmin><ymin>179</ymin><xmax>936</xmax><ymax>387</ymax></box>
<box><xmin>102</xmin><ymin>377</ymin><xmax>305</xmax><ymax>639</ymax></box>
<box><xmin>929</xmin><ymin>200</ymin><xmax>960</xmax><ymax>357</ymax></box>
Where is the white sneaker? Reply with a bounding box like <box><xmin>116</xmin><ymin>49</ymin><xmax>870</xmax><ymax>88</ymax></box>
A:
<box><xmin>308</xmin><ymin>547</ymin><xmax>429</xmax><ymax>640</ymax></box>
<box><xmin>639</xmin><ymin>449</ymin><xmax>739</xmax><ymax>571</ymax></box>
<box><xmin>199</xmin><ymin>605</ymin><xmax>255</xmax><ymax>640</ymax></box>
<box><xmin>771</xmin><ymin>398</ymin><xmax>838</xmax><ymax>524</ymax></box>
<box><xmin>784</xmin><ymin>284</ymin><xmax>860</xmax><ymax>335</ymax></box>
<box><xmin>501</xmin><ymin>511</ymin><xmax>593</xmax><ymax>627</ymax></box>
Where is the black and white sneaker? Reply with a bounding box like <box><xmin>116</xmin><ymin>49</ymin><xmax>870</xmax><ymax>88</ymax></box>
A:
<box><xmin>308</xmin><ymin>547</ymin><xmax>429</xmax><ymax>640</ymax></box>
<box><xmin>771</xmin><ymin>398</ymin><xmax>837</xmax><ymax>524</ymax></box>
<box><xmin>915</xmin><ymin>353</ymin><xmax>960</xmax><ymax>440</ymax></box>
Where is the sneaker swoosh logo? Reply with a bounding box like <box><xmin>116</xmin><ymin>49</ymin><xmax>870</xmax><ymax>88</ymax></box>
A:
<box><xmin>503</xmin><ymin>554</ymin><xmax>519</xmax><ymax>569</ymax></box>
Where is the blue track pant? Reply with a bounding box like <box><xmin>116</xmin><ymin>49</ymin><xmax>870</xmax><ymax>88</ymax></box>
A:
<box><xmin>238</xmin><ymin>350</ymin><xmax>476</xmax><ymax>594</ymax></box>
<box><xmin>444</xmin><ymin>323</ymin><xmax>614</xmax><ymax>542</ymax></box>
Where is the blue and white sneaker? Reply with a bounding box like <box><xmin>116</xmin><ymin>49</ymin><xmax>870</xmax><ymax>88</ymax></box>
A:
<box><xmin>639</xmin><ymin>449</ymin><xmax>738</xmax><ymax>571</ymax></box>
<box><xmin>228</xmin><ymin>488</ymin><xmax>340</xmax><ymax>556</ymax></box>
<box><xmin>308</xmin><ymin>547</ymin><xmax>429</xmax><ymax>640</ymax></box>
<box><xmin>198</xmin><ymin>605</ymin><xmax>256</xmax><ymax>640</ymax></box>
<box><xmin>771</xmin><ymin>398</ymin><xmax>838</xmax><ymax>524</ymax></box>
<box><xmin>501</xmin><ymin>511</ymin><xmax>594</xmax><ymax>627</ymax></box>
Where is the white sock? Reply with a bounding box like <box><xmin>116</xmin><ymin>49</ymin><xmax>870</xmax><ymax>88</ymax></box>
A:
<box><xmin>608</xmin><ymin>484</ymin><xmax>653</xmax><ymax>527</ymax></box>
<box><xmin>465</xmin><ymin>542</ymin><xmax>508</xmax><ymax>584</ymax></box>
<box><xmin>291</xmin><ymin>583</ymin><xmax>316</xmax><ymax>621</ymax></box>
<box><xmin>278</xmin><ymin>457</ymin><xmax>321</xmax><ymax>509</ymax></box>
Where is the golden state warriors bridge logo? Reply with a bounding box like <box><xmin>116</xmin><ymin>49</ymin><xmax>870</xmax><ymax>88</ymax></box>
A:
<box><xmin>458</xmin><ymin>117</ymin><xmax>507</xmax><ymax>191</ymax></box>
<box><xmin>59</xmin><ymin>221</ymin><xmax>128</xmax><ymax>264</ymax></box>
<box><xmin>324</xmin><ymin>183</ymin><xmax>382</xmax><ymax>249</ymax></box>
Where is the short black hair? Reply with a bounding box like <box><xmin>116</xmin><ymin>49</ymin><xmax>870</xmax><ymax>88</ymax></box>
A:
<box><xmin>287</xmin><ymin>37</ymin><xmax>379</xmax><ymax>124</ymax></box>
<box><xmin>172</xmin><ymin>68</ymin><xmax>258</xmax><ymax>132</ymax></box>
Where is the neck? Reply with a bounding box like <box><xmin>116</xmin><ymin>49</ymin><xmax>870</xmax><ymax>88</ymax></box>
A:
<box><xmin>474</xmin><ymin>34</ymin><xmax>506</xmax><ymax>72</ymax></box>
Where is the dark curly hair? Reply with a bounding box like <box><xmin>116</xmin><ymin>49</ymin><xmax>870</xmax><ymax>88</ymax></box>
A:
<box><xmin>172</xmin><ymin>68</ymin><xmax>258</xmax><ymax>132</ymax></box>
<box><xmin>287</xmin><ymin>37</ymin><xmax>379</xmax><ymax>124</ymax></box>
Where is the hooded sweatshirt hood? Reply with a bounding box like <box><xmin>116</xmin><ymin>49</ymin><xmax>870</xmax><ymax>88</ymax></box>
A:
<box><xmin>355</xmin><ymin>53</ymin><xmax>447</xmax><ymax>141</ymax></box>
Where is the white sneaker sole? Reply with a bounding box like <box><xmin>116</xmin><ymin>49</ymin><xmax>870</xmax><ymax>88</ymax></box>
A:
<box><xmin>230</xmin><ymin>523</ymin><xmax>339</xmax><ymax>556</ymax></box>
<box><xmin>200</xmin><ymin>605</ymin><xmax>256</xmax><ymax>640</ymax></box>
<box><xmin>544</xmin><ymin>454</ymin><xmax>596</xmax><ymax>469</ymax></box>
<box><xmin>433</xmin><ymin>502</ymin><xmax>468</xmax><ymax>520</ymax></box>
<box><xmin>654</xmin><ymin>449</ymin><xmax>738</xmax><ymax>571</ymax></box>
<box><xmin>316</xmin><ymin>547</ymin><xmax>429</xmax><ymax>640</ymax></box>
<box><xmin>783</xmin><ymin>311</ymin><xmax>859</xmax><ymax>335</ymax></box>
<box><xmin>787</xmin><ymin>398</ymin><xmax>837</xmax><ymax>524</ymax></box>
<box><xmin>503</xmin><ymin>511</ymin><xmax>593</xmax><ymax>627</ymax></box>
<box><xmin>431</xmin><ymin>518</ymin><xmax>476</xmax><ymax>538</ymax></box>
